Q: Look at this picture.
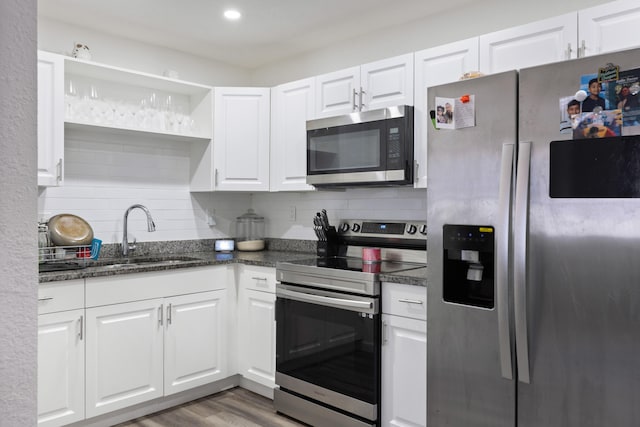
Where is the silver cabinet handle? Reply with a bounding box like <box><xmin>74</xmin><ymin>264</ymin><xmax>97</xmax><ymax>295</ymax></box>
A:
<box><xmin>38</xmin><ymin>297</ymin><xmax>54</xmax><ymax>302</ymax></box>
<box><xmin>78</xmin><ymin>315</ymin><xmax>83</xmax><ymax>340</ymax></box>
<box><xmin>398</xmin><ymin>298</ymin><xmax>423</xmax><ymax>305</ymax></box>
<box><xmin>167</xmin><ymin>303</ymin><xmax>172</xmax><ymax>325</ymax></box>
<box><xmin>514</xmin><ymin>141</ymin><xmax>531</xmax><ymax>384</ymax></box>
<box><xmin>214</xmin><ymin>168</ymin><xmax>219</xmax><ymax>187</ymax></box>
<box><xmin>56</xmin><ymin>158</ymin><xmax>63</xmax><ymax>183</ymax></box>
<box><xmin>359</xmin><ymin>87</ymin><xmax>365</xmax><ymax>110</ymax></box>
<box><xmin>352</xmin><ymin>88</ymin><xmax>358</xmax><ymax>111</ymax></box>
<box><xmin>251</xmin><ymin>276</ymin><xmax>267</xmax><ymax>281</ymax></box>
<box><xmin>382</xmin><ymin>320</ymin><xmax>388</xmax><ymax>345</ymax></box>
<box><xmin>565</xmin><ymin>43</ymin><xmax>572</xmax><ymax>60</ymax></box>
<box><xmin>158</xmin><ymin>305</ymin><xmax>163</xmax><ymax>326</ymax></box>
<box><xmin>497</xmin><ymin>143</ymin><xmax>515</xmax><ymax>380</ymax></box>
<box><xmin>579</xmin><ymin>40</ymin><xmax>586</xmax><ymax>57</ymax></box>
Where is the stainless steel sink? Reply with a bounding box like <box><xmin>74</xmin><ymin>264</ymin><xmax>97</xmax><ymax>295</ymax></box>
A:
<box><xmin>96</xmin><ymin>256</ymin><xmax>202</xmax><ymax>269</ymax></box>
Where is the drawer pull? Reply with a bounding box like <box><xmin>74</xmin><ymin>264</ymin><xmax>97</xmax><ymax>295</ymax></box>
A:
<box><xmin>398</xmin><ymin>298</ymin><xmax>424</xmax><ymax>305</ymax></box>
<box><xmin>38</xmin><ymin>297</ymin><xmax>54</xmax><ymax>302</ymax></box>
<box><xmin>251</xmin><ymin>276</ymin><xmax>267</xmax><ymax>281</ymax></box>
<box><xmin>78</xmin><ymin>315</ymin><xmax>83</xmax><ymax>340</ymax></box>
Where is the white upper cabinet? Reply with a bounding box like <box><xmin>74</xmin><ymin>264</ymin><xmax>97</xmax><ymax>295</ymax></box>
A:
<box><xmin>414</xmin><ymin>38</ymin><xmax>479</xmax><ymax>188</ymax></box>
<box><xmin>270</xmin><ymin>78</ymin><xmax>315</xmax><ymax>192</ymax></box>
<box><xmin>579</xmin><ymin>0</ymin><xmax>640</xmax><ymax>56</ymax></box>
<box><xmin>213</xmin><ymin>87</ymin><xmax>271</xmax><ymax>191</ymax></box>
<box><xmin>479</xmin><ymin>13</ymin><xmax>578</xmax><ymax>74</ymax></box>
<box><xmin>315</xmin><ymin>53</ymin><xmax>414</xmax><ymax>118</ymax></box>
<box><xmin>360</xmin><ymin>53</ymin><xmax>414</xmax><ymax>111</ymax></box>
<box><xmin>37</xmin><ymin>51</ymin><xmax>65</xmax><ymax>187</ymax></box>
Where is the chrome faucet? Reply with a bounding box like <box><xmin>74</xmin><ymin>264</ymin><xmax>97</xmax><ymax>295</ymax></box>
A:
<box><xmin>122</xmin><ymin>204</ymin><xmax>156</xmax><ymax>257</ymax></box>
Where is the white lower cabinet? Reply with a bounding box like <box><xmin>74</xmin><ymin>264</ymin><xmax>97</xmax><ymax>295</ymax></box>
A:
<box><xmin>84</xmin><ymin>267</ymin><xmax>229</xmax><ymax>418</ymax></box>
<box><xmin>85</xmin><ymin>298</ymin><xmax>165</xmax><ymax>418</ymax></box>
<box><xmin>38</xmin><ymin>309</ymin><xmax>85</xmax><ymax>427</ymax></box>
<box><xmin>38</xmin><ymin>279</ymin><xmax>85</xmax><ymax>427</ymax></box>
<box><xmin>164</xmin><ymin>291</ymin><xmax>228</xmax><ymax>394</ymax></box>
<box><xmin>236</xmin><ymin>265</ymin><xmax>276</xmax><ymax>390</ymax></box>
<box><xmin>382</xmin><ymin>283</ymin><xmax>427</xmax><ymax>427</ymax></box>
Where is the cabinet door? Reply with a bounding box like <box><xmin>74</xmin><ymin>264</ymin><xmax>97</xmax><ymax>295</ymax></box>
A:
<box><xmin>270</xmin><ymin>78</ymin><xmax>315</xmax><ymax>191</ymax></box>
<box><xmin>479</xmin><ymin>13</ymin><xmax>578</xmax><ymax>74</ymax></box>
<box><xmin>38</xmin><ymin>309</ymin><xmax>84</xmax><ymax>427</ymax></box>
<box><xmin>237</xmin><ymin>288</ymin><xmax>276</xmax><ymax>388</ymax></box>
<box><xmin>214</xmin><ymin>87</ymin><xmax>270</xmax><ymax>191</ymax></box>
<box><xmin>381</xmin><ymin>314</ymin><xmax>427</xmax><ymax>427</ymax></box>
<box><xmin>414</xmin><ymin>38</ymin><xmax>479</xmax><ymax>188</ymax></box>
<box><xmin>315</xmin><ymin>66</ymin><xmax>360</xmax><ymax>118</ymax></box>
<box><xmin>164</xmin><ymin>290</ymin><xmax>228</xmax><ymax>395</ymax></box>
<box><xmin>85</xmin><ymin>299</ymin><xmax>164</xmax><ymax>418</ymax></box>
<box><xmin>579</xmin><ymin>0</ymin><xmax>640</xmax><ymax>56</ymax></box>
<box><xmin>37</xmin><ymin>51</ymin><xmax>64</xmax><ymax>187</ymax></box>
<box><xmin>361</xmin><ymin>53</ymin><xmax>414</xmax><ymax>111</ymax></box>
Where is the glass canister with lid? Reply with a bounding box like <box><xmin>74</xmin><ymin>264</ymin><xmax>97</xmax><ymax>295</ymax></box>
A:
<box><xmin>235</xmin><ymin>208</ymin><xmax>265</xmax><ymax>251</ymax></box>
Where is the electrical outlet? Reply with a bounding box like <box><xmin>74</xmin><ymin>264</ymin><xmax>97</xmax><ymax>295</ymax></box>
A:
<box><xmin>288</xmin><ymin>206</ymin><xmax>296</xmax><ymax>221</ymax></box>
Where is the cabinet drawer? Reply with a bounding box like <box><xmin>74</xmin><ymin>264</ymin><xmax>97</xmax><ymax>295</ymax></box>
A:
<box><xmin>38</xmin><ymin>279</ymin><xmax>84</xmax><ymax>314</ymax></box>
<box><xmin>382</xmin><ymin>282</ymin><xmax>427</xmax><ymax>321</ymax></box>
<box><xmin>86</xmin><ymin>265</ymin><xmax>231</xmax><ymax>307</ymax></box>
<box><xmin>238</xmin><ymin>265</ymin><xmax>276</xmax><ymax>293</ymax></box>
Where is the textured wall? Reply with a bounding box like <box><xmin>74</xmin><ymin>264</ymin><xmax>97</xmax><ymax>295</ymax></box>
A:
<box><xmin>0</xmin><ymin>0</ymin><xmax>38</xmax><ymax>425</ymax></box>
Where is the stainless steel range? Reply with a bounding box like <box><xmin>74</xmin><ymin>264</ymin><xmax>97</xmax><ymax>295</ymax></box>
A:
<box><xmin>274</xmin><ymin>219</ymin><xmax>426</xmax><ymax>427</ymax></box>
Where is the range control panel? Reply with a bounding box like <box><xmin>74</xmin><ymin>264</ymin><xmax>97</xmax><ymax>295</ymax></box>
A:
<box><xmin>338</xmin><ymin>219</ymin><xmax>427</xmax><ymax>239</ymax></box>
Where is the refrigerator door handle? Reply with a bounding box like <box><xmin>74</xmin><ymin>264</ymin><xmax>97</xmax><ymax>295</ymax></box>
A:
<box><xmin>497</xmin><ymin>143</ymin><xmax>515</xmax><ymax>380</ymax></box>
<box><xmin>514</xmin><ymin>141</ymin><xmax>532</xmax><ymax>383</ymax></box>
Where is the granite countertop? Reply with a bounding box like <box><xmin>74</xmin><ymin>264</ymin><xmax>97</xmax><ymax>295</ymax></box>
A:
<box><xmin>39</xmin><ymin>249</ymin><xmax>427</xmax><ymax>287</ymax></box>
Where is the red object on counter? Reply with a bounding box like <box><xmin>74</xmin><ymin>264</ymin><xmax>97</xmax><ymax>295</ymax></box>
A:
<box><xmin>76</xmin><ymin>247</ymin><xmax>91</xmax><ymax>258</ymax></box>
<box><xmin>362</xmin><ymin>247</ymin><xmax>381</xmax><ymax>262</ymax></box>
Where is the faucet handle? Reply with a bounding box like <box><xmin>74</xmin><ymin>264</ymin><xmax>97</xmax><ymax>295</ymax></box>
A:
<box><xmin>128</xmin><ymin>237</ymin><xmax>137</xmax><ymax>253</ymax></box>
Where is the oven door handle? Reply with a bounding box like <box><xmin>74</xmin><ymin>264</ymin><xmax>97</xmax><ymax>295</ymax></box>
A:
<box><xmin>277</xmin><ymin>287</ymin><xmax>374</xmax><ymax>311</ymax></box>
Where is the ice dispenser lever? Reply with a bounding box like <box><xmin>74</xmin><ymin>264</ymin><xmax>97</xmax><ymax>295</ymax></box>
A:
<box><xmin>443</xmin><ymin>224</ymin><xmax>495</xmax><ymax>309</ymax></box>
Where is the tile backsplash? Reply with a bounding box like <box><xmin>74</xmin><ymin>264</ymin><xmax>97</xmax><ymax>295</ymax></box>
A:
<box><xmin>39</xmin><ymin>130</ymin><xmax>426</xmax><ymax>244</ymax></box>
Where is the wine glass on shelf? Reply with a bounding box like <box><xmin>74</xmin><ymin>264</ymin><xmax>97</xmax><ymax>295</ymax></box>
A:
<box><xmin>65</xmin><ymin>79</ymin><xmax>78</xmax><ymax>120</ymax></box>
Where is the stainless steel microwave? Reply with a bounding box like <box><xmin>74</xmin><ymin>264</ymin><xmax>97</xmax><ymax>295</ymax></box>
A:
<box><xmin>306</xmin><ymin>105</ymin><xmax>414</xmax><ymax>187</ymax></box>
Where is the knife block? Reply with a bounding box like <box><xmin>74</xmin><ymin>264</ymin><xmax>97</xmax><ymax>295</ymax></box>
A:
<box><xmin>317</xmin><ymin>226</ymin><xmax>340</xmax><ymax>257</ymax></box>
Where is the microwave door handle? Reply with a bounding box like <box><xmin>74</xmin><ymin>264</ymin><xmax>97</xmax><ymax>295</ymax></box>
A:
<box><xmin>277</xmin><ymin>287</ymin><xmax>372</xmax><ymax>310</ymax></box>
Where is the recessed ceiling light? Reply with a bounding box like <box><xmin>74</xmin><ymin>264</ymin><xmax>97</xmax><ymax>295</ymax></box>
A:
<box><xmin>224</xmin><ymin>9</ymin><xmax>242</xmax><ymax>21</ymax></box>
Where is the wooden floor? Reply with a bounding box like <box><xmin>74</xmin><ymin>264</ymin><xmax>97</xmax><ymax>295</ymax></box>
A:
<box><xmin>114</xmin><ymin>387</ymin><xmax>307</xmax><ymax>427</ymax></box>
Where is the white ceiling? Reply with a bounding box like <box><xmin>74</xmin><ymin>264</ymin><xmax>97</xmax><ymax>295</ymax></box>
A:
<box><xmin>38</xmin><ymin>0</ymin><xmax>475</xmax><ymax>69</ymax></box>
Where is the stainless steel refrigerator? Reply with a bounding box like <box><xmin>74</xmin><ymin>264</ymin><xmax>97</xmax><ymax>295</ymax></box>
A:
<box><xmin>427</xmin><ymin>48</ymin><xmax>640</xmax><ymax>427</ymax></box>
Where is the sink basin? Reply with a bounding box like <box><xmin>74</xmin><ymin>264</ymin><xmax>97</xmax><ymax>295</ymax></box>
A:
<box><xmin>96</xmin><ymin>256</ymin><xmax>202</xmax><ymax>269</ymax></box>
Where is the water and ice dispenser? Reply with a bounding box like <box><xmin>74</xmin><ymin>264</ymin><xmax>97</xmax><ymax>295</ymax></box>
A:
<box><xmin>443</xmin><ymin>224</ymin><xmax>495</xmax><ymax>309</ymax></box>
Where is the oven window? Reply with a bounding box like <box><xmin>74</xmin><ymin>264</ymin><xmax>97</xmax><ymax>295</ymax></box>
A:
<box><xmin>308</xmin><ymin>127</ymin><xmax>382</xmax><ymax>173</ymax></box>
<box><xmin>276</xmin><ymin>297</ymin><xmax>380</xmax><ymax>404</ymax></box>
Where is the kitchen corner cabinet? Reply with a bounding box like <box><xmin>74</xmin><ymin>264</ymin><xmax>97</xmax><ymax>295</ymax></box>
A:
<box><xmin>84</xmin><ymin>267</ymin><xmax>228</xmax><ymax>418</ymax></box>
<box><xmin>413</xmin><ymin>38</ymin><xmax>479</xmax><ymax>188</ymax></box>
<box><xmin>479</xmin><ymin>13</ymin><xmax>578</xmax><ymax>75</ymax></box>
<box><xmin>315</xmin><ymin>53</ymin><xmax>414</xmax><ymax>118</ymax></box>
<box><xmin>213</xmin><ymin>87</ymin><xmax>271</xmax><ymax>191</ymax></box>
<box><xmin>37</xmin><ymin>279</ymin><xmax>85</xmax><ymax>427</ymax></box>
<box><xmin>579</xmin><ymin>0</ymin><xmax>640</xmax><ymax>57</ymax></box>
<box><xmin>236</xmin><ymin>265</ymin><xmax>277</xmax><ymax>390</ymax></box>
<box><xmin>37</xmin><ymin>51</ymin><xmax>65</xmax><ymax>187</ymax></box>
<box><xmin>270</xmin><ymin>78</ymin><xmax>316</xmax><ymax>192</ymax></box>
<box><xmin>381</xmin><ymin>282</ymin><xmax>427</xmax><ymax>427</ymax></box>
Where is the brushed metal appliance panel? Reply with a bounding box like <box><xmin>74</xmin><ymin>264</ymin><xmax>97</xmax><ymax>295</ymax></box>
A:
<box><xmin>426</xmin><ymin>71</ymin><xmax>518</xmax><ymax>427</ymax></box>
<box><xmin>517</xmin><ymin>48</ymin><xmax>640</xmax><ymax>427</ymax></box>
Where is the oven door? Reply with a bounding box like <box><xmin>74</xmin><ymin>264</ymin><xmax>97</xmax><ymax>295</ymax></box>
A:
<box><xmin>275</xmin><ymin>283</ymin><xmax>380</xmax><ymax>422</ymax></box>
